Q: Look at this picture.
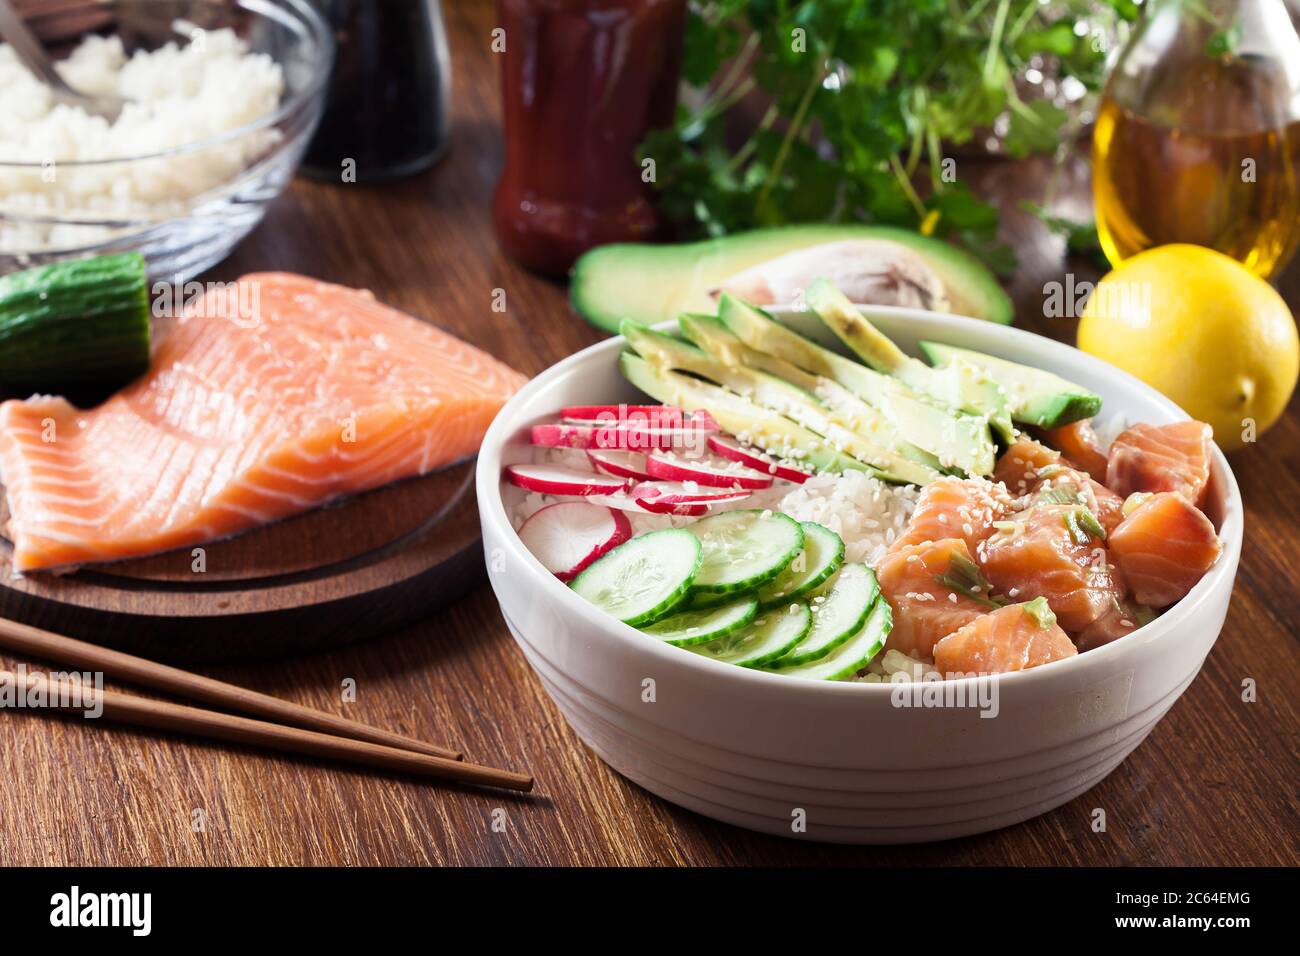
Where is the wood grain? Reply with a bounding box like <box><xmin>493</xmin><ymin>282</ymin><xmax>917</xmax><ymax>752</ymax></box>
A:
<box><xmin>0</xmin><ymin>0</ymin><xmax>1296</xmax><ymax>866</ymax></box>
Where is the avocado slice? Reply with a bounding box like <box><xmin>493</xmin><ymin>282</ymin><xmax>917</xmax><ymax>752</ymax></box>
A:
<box><xmin>570</xmin><ymin>224</ymin><xmax>1014</xmax><ymax>333</ymax></box>
<box><xmin>805</xmin><ymin>278</ymin><xmax>1015</xmax><ymax>444</ymax></box>
<box><xmin>622</xmin><ymin>320</ymin><xmax>941</xmax><ymax>485</ymax></box>
<box><xmin>716</xmin><ymin>294</ymin><xmax>904</xmax><ymax>407</ymax></box>
<box><xmin>715</xmin><ymin>295</ymin><xmax>996</xmax><ymax>475</ymax></box>
<box><xmin>918</xmin><ymin>342</ymin><xmax>1102</xmax><ymax>428</ymax></box>
<box><xmin>675</xmin><ymin>313</ymin><xmax>945</xmax><ymax>476</ymax></box>
<box><xmin>617</xmin><ymin>352</ymin><xmax>867</xmax><ymax>475</ymax></box>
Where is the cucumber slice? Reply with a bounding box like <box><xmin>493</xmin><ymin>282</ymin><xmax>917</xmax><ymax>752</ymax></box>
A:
<box><xmin>687</xmin><ymin>589</ymin><xmax>735</xmax><ymax>610</ymax></box>
<box><xmin>641</xmin><ymin>596</ymin><xmax>758</xmax><ymax>646</ymax></box>
<box><xmin>570</xmin><ymin>528</ymin><xmax>701</xmax><ymax>626</ymax></box>
<box><xmin>771</xmin><ymin>597</ymin><xmax>892</xmax><ymax>680</ymax></box>
<box><xmin>0</xmin><ymin>252</ymin><xmax>150</xmax><ymax>395</ymax></box>
<box><xmin>691</xmin><ymin>602</ymin><xmax>813</xmax><ymax>668</ymax></box>
<box><xmin>769</xmin><ymin>563</ymin><xmax>880</xmax><ymax>665</ymax></box>
<box><xmin>755</xmin><ymin>522</ymin><xmax>845</xmax><ymax>608</ymax></box>
<box><xmin>688</xmin><ymin>509</ymin><xmax>804</xmax><ymax>595</ymax></box>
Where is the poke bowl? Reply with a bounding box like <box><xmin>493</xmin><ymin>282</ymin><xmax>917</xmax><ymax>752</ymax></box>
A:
<box><xmin>475</xmin><ymin>301</ymin><xmax>1242</xmax><ymax>844</ymax></box>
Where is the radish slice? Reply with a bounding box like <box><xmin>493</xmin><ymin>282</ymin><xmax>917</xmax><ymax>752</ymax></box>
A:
<box><xmin>707</xmin><ymin>434</ymin><xmax>813</xmax><ymax>483</ymax></box>
<box><xmin>505</xmin><ymin>464</ymin><xmax>627</xmax><ymax>496</ymax></box>
<box><xmin>587</xmin><ymin>448</ymin><xmax>653</xmax><ymax>481</ymax></box>
<box><xmin>635</xmin><ymin>487</ymin><xmax>752</xmax><ymax>515</ymax></box>
<box><xmin>645</xmin><ymin>450</ymin><xmax>773</xmax><ymax>489</ymax></box>
<box><xmin>584</xmin><ymin>492</ymin><xmax>653</xmax><ymax>513</ymax></box>
<box><xmin>561</xmin><ymin>404</ymin><xmax>683</xmax><ymax>423</ymax></box>
<box><xmin>518</xmin><ymin>502</ymin><xmax>632</xmax><ymax>581</ymax></box>
<box><xmin>531</xmin><ymin>422</ymin><xmax>715</xmax><ymax>451</ymax></box>
<box><xmin>687</xmin><ymin>409</ymin><xmax>720</xmax><ymax>432</ymax></box>
<box><xmin>631</xmin><ymin>481</ymin><xmax>752</xmax><ymax>514</ymax></box>
<box><xmin>635</xmin><ymin>498</ymin><xmax>712</xmax><ymax>517</ymax></box>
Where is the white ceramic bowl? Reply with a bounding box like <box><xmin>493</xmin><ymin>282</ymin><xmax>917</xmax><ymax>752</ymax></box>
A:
<box><xmin>475</xmin><ymin>307</ymin><xmax>1242</xmax><ymax>844</ymax></box>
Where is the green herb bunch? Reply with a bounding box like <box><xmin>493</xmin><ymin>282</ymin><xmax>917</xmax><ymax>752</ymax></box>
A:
<box><xmin>640</xmin><ymin>0</ymin><xmax>1138</xmax><ymax>271</ymax></box>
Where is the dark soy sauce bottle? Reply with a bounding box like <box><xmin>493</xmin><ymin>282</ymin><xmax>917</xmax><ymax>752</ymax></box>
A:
<box><xmin>302</xmin><ymin>0</ymin><xmax>451</xmax><ymax>182</ymax></box>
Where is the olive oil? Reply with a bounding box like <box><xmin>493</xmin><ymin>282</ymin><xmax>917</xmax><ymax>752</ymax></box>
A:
<box><xmin>1092</xmin><ymin>0</ymin><xmax>1300</xmax><ymax>278</ymax></box>
<box><xmin>1093</xmin><ymin>97</ymin><xmax>1300</xmax><ymax>278</ymax></box>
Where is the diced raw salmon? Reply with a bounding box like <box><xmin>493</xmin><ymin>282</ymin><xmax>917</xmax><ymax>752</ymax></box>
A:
<box><xmin>875</xmin><ymin>538</ymin><xmax>990</xmax><ymax>660</ymax></box>
<box><xmin>888</xmin><ymin>476</ymin><xmax>1013</xmax><ymax>555</ymax></box>
<box><xmin>1106</xmin><ymin>421</ymin><xmax>1213</xmax><ymax>506</ymax></box>
<box><xmin>1041</xmin><ymin>418</ymin><xmax>1109</xmax><ymax>483</ymax></box>
<box><xmin>933</xmin><ymin>599</ymin><xmax>1077</xmax><ymax>676</ymax></box>
<box><xmin>1031</xmin><ymin>466</ymin><xmax>1126</xmax><ymax>534</ymax></box>
<box><xmin>1108</xmin><ymin>492</ymin><xmax>1222</xmax><ymax>608</ymax></box>
<box><xmin>1087</xmin><ymin>480</ymin><xmax>1126</xmax><ymax>535</ymax></box>
<box><xmin>1075</xmin><ymin>598</ymin><xmax>1144</xmax><ymax>652</ymax></box>
<box><xmin>992</xmin><ymin>437</ymin><xmax>1060</xmax><ymax>494</ymax></box>
<box><xmin>0</xmin><ymin>273</ymin><xmax>527</xmax><ymax>572</ymax></box>
<box><xmin>977</xmin><ymin>503</ymin><xmax>1124</xmax><ymax>635</ymax></box>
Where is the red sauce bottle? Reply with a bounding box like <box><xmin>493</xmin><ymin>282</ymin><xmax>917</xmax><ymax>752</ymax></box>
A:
<box><xmin>492</xmin><ymin>0</ymin><xmax>686</xmax><ymax>276</ymax></box>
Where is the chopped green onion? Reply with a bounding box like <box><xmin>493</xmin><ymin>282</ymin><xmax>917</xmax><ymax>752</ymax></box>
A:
<box><xmin>1022</xmin><ymin>596</ymin><xmax>1057</xmax><ymax>629</ymax></box>
<box><xmin>1063</xmin><ymin>507</ymin><xmax>1105</xmax><ymax>545</ymax></box>
<box><xmin>1037</xmin><ymin>483</ymin><xmax>1083</xmax><ymax>506</ymax></box>
<box><xmin>935</xmin><ymin>553</ymin><xmax>1007</xmax><ymax>610</ymax></box>
<box><xmin>1076</xmin><ymin>507</ymin><xmax>1107</xmax><ymax>541</ymax></box>
<box><xmin>1122</xmin><ymin>492</ymin><xmax>1154</xmax><ymax>517</ymax></box>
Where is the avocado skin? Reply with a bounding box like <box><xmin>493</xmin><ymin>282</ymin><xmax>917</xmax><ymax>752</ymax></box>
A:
<box><xmin>571</xmin><ymin>224</ymin><xmax>1014</xmax><ymax>334</ymax></box>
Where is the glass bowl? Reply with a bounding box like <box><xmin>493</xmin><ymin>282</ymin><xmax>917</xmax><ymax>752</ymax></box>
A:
<box><xmin>0</xmin><ymin>0</ymin><xmax>332</xmax><ymax>280</ymax></box>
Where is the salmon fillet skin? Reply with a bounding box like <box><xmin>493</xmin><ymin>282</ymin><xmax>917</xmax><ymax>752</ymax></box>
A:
<box><xmin>0</xmin><ymin>273</ymin><xmax>526</xmax><ymax>573</ymax></box>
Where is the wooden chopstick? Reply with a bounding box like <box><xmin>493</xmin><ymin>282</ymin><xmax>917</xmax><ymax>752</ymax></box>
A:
<box><xmin>0</xmin><ymin>616</ymin><xmax>463</xmax><ymax>760</ymax></box>
<box><xmin>3</xmin><ymin>670</ymin><xmax>533</xmax><ymax>792</ymax></box>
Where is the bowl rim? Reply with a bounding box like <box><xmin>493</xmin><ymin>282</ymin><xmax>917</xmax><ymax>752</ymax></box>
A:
<box><xmin>0</xmin><ymin>0</ymin><xmax>334</xmax><ymax>169</ymax></box>
<box><xmin>477</xmin><ymin>306</ymin><xmax>1243</xmax><ymax>697</ymax></box>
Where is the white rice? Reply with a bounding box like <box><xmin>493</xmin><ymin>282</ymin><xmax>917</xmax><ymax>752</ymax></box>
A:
<box><xmin>773</xmin><ymin>470</ymin><xmax>917</xmax><ymax>565</ymax></box>
<box><xmin>858</xmin><ymin>648</ymin><xmax>940</xmax><ymax>684</ymax></box>
<box><xmin>0</xmin><ymin>25</ymin><xmax>283</xmax><ymax>253</ymax></box>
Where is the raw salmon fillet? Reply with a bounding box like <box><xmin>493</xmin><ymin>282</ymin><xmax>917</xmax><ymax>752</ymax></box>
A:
<box><xmin>887</xmin><ymin>476</ymin><xmax>1013</xmax><ymax>556</ymax></box>
<box><xmin>1108</xmin><ymin>492</ymin><xmax>1222</xmax><ymax>608</ymax></box>
<box><xmin>0</xmin><ymin>273</ymin><xmax>526</xmax><ymax>572</ymax></box>
<box><xmin>1106</xmin><ymin>421</ymin><xmax>1213</xmax><ymax>506</ymax></box>
<box><xmin>933</xmin><ymin>599</ymin><xmax>1076</xmax><ymax>677</ymax></box>
<box><xmin>875</xmin><ymin>538</ymin><xmax>990</xmax><ymax>660</ymax></box>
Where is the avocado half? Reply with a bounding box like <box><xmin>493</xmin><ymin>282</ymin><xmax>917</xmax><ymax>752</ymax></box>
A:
<box><xmin>570</xmin><ymin>224</ymin><xmax>1014</xmax><ymax>333</ymax></box>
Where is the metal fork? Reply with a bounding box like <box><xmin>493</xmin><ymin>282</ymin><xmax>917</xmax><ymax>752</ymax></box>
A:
<box><xmin>0</xmin><ymin>0</ymin><xmax>126</xmax><ymax>121</ymax></box>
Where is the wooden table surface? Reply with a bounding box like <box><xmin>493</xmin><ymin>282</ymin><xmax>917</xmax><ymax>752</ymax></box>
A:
<box><xmin>1</xmin><ymin>0</ymin><xmax>1297</xmax><ymax>867</ymax></box>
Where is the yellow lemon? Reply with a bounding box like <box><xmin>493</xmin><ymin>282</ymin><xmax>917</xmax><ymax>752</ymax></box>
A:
<box><xmin>1078</xmin><ymin>244</ymin><xmax>1299</xmax><ymax>452</ymax></box>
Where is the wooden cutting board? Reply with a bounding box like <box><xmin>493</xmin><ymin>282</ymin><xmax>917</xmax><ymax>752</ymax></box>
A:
<box><xmin>0</xmin><ymin>459</ymin><xmax>483</xmax><ymax>663</ymax></box>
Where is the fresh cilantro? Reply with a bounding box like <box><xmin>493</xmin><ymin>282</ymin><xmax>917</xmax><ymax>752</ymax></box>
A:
<box><xmin>640</xmin><ymin>0</ymin><xmax>1125</xmax><ymax>271</ymax></box>
<box><xmin>1023</xmin><ymin>201</ymin><xmax>1108</xmax><ymax>267</ymax></box>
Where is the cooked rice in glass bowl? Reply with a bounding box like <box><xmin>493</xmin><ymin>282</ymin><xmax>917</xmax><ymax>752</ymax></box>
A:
<box><xmin>0</xmin><ymin>0</ymin><xmax>332</xmax><ymax>280</ymax></box>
